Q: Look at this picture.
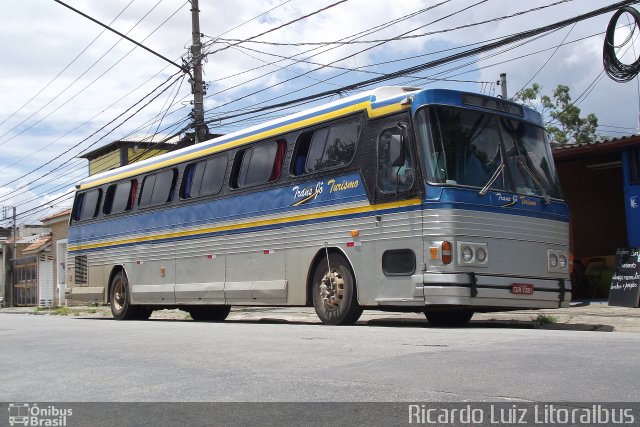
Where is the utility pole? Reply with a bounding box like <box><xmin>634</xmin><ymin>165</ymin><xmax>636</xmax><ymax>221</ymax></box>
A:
<box><xmin>11</xmin><ymin>207</ymin><xmax>16</xmax><ymax>308</ymax></box>
<box><xmin>498</xmin><ymin>73</ymin><xmax>508</xmax><ymax>99</ymax></box>
<box><xmin>190</xmin><ymin>0</ymin><xmax>208</xmax><ymax>144</ymax></box>
<box><xmin>2</xmin><ymin>206</ymin><xmax>16</xmax><ymax>307</ymax></box>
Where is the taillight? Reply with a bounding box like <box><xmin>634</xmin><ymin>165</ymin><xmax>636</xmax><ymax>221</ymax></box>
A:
<box><xmin>441</xmin><ymin>241</ymin><xmax>452</xmax><ymax>265</ymax></box>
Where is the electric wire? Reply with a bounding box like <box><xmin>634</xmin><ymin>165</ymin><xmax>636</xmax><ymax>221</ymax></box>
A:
<box><xmin>0</xmin><ymin>0</ymin><xmax>137</xmax><ymax>130</ymax></box>
<box><xmin>0</xmin><ymin>0</ymin><xmax>184</xmax><ymax>148</ymax></box>
<box><xmin>216</xmin><ymin>0</ymin><xmax>575</xmax><ymax>47</ymax></box>
<box><xmin>604</xmin><ymin>5</ymin><xmax>640</xmax><ymax>82</ymax></box>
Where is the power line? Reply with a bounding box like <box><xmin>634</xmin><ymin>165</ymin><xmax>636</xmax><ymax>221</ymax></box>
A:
<box><xmin>0</xmin><ymin>0</ymin><xmax>186</xmax><ymax>148</ymax></box>
<box><xmin>53</xmin><ymin>0</ymin><xmax>186</xmax><ymax>72</ymax></box>
<box><xmin>513</xmin><ymin>23</ymin><xmax>577</xmax><ymax>99</ymax></box>
<box><xmin>205</xmin><ymin>0</ymin><xmax>350</xmax><ymax>56</ymax></box>
<box><xmin>203</xmin><ymin>1</ymin><xmax>635</xmax><ymax>127</ymax></box>
<box><xmin>0</xmin><ymin>71</ymin><xmax>183</xmax><ymax>189</ymax></box>
<box><xmin>204</xmin><ymin>0</ymin><xmax>487</xmax><ymax>118</ymax></box>
<box><xmin>216</xmin><ymin>0</ymin><xmax>575</xmax><ymax>47</ymax></box>
<box><xmin>0</xmin><ymin>0</ymin><xmax>137</xmax><ymax>130</ymax></box>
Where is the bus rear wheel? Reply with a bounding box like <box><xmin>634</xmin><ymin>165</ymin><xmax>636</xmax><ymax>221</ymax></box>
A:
<box><xmin>187</xmin><ymin>305</ymin><xmax>231</xmax><ymax>322</ymax></box>
<box><xmin>311</xmin><ymin>253</ymin><xmax>362</xmax><ymax>325</ymax></box>
<box><xmin>424</xmin><ymin>309</ymin><xmax>473</xmax><ymax>327</ymax></box>
<box><xmin>110</xmin><ymin>271</ymin><xmax>140</xmax><ymax>320</ymax></box>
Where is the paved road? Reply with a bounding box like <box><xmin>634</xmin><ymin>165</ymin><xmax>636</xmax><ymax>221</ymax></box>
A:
<box><xmin>1</xmin><ymin>313</ymin><xmax>639</xmax><ymax>402</ymax></box>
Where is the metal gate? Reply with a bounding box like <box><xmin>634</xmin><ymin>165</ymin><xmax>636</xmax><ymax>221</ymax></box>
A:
<box><xmin>14</xmin><ymin>256</ymin><xmax>37</xmax><ymax>306</ymax></box>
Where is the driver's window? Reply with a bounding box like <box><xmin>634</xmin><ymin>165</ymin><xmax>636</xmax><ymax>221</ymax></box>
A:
<box><xmin>378</xmin><ymin>124</ymin><xmax>415</xmax><ymax>193</ymax></box>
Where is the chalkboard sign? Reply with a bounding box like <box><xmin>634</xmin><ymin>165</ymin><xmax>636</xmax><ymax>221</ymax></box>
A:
<box><xmin>609</xmin><ymin>248</ymin><xmax>640</xmax><ymax>308</ymax></box>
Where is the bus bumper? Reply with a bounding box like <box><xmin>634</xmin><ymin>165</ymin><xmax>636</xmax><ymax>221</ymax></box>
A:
<box><xmin>419</xmin><ymin>273</ymin><xmax>571</xmax><ymax>309</ymax></box>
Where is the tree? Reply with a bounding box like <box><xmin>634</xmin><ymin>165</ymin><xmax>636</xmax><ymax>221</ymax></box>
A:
<box><xmin>514</xmin><ymin>83</ymin><xmax>598</xmax><ymax>145</ymax></box>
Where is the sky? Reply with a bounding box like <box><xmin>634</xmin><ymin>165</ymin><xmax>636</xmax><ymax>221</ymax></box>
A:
<box><xmin>1</xmin><ymin>0</ymin><xmax>640</xmax><ymax>225</ymax></box>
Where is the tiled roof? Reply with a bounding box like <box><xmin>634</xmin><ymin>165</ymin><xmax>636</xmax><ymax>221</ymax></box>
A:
<box><xmin>40</xmin><ymin>208</ymin><xmax>71</xmax><ymax>223</ymax></box>
<box><xmin>552</xmin><ymin>135</ymin><xmax>640</xmax><ymax>159</ymax></box>
<box><xmin>22</xmin><ymin>236</ymin><xmax>52</xmax><ymax>254</ymax></box>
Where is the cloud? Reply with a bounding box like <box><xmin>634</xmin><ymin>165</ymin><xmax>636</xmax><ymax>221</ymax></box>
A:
<box><xmin>1</xmin><ymin>0</ymin><xmax>639</xmax><ymax>201</ymax></box>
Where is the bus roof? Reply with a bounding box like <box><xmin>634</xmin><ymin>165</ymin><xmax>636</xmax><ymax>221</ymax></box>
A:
<box><xmin>77</xmin><ymin>86</ymin><xmax>420</xmax><ymax>190</ymax></box>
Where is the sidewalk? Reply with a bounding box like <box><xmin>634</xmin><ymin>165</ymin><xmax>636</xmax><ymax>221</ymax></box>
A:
<box><xmin>2</xmin><ymin>301</ymin><xmax>639</xmax><ymax>332</ymax></box>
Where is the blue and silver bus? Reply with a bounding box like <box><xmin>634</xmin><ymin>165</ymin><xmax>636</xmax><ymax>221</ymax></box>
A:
<box><xmin>67</xmin><ymin>86</ymin><xmax>571</xmax><ymax>325</ymax></box>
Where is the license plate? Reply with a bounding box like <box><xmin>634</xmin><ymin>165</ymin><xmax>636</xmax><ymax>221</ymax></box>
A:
<box><xmin>511</xmin><ymin>283</ymin><xmax>534</xmax><ymax>295</ymax></box>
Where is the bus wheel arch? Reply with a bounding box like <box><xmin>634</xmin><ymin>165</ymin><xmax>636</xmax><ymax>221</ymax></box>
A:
<box><xmin>307</xmin><ymin>248</ymin><xmax>363</xmax><ymax>325</ymax></box>
<box><xmin>108</xmin><ymin>266</ymin><xmax>149</xmax><ymax>320</ymax></box>
<box><xmin>107</xmin><ymin>265</ymin><xmax>127</xmax><ymax>304</ymax></box>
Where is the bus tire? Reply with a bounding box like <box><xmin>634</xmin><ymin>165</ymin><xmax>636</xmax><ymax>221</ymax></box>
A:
<box><xmin>187</xmin><ymin>305</ymin><xmax>231</xmax><ymax>322</ymax></box>
<box><xmin>135</xmin><ymin>307</ymin><xmax>153</xmax><ymax>320</ymax></box>
<box><xmin>311</xmin><ymin>253</ymin><xmax>362</xmax><ymax>325</ymax></box>
<box><xmin>424</xmin><ymin>309</ymin><xmax>473</xmax><ymax>327</ymax></box>
<box><xmin>109</xmin><ymin>271</ymin><xmax>138</xmax><ymax>320</ymax></box>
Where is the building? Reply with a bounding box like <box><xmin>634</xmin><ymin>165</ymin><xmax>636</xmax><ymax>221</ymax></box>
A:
<box><xmin>79</xmin><ymin>133</ymin><xmax>223</xmax><ymax>176</ymax></box>
<box><xmin>0</xmin><ymin>211</ymin><xmax>71</xmax><ymax>307</ymax></box>
<box><xmin>40</xmin><ymin>209</ymin><xmax>71</xmax><ymax>306</ymax></box>
<box><xmin>552</xmin><ymin>135</ymin><xmax>640</xmax><ymax>298</ymax></box>
<box><xmin>79</xmin><ymin>136</ymin><xmax>183</xmax><ymax>176</ymax></box>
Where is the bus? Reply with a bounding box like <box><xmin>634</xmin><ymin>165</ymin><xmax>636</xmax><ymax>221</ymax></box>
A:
<box><xmin>67</xmin><ymin>86</ymin><xmax>571</xmax><ymax>326</ymax></box>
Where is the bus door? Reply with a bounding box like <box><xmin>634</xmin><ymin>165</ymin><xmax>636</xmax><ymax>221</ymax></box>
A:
<box><xmin>372</xmin><ymin>118</ymin><xmax>424</xmax><ymax>305</ymax></box>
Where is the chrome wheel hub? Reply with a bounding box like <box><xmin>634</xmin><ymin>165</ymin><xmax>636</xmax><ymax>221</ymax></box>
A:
<box><xmin>320</xmin><ymin>269</ymin><xmax>344</xmax><ymax>310</ymax></box>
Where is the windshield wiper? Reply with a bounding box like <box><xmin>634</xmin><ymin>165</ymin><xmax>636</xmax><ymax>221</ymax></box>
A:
<box><xmin>518</xmin><ymin>160</ymin><xmax>551</xmax><ymax>204</ymax></box>
<box><xmin>478</xmin><ymin>163</ymin><xmax>505</xmax><ymax>196</ymax></box>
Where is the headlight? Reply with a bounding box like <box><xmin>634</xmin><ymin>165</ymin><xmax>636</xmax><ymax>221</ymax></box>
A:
<box><xmin>549</xmin><ymin>253</ymin><xmax>558</xmax><ymax>268</ymax></box>
<box><xmin>456</xmin><ymin>242</ymin><xmax>488</xmax><ymax>267</ymax></box>
<box><xmin>461</xmin><ymin>246</ymin><xmax>473</xmax><ymax>262</ymax></box>
<box><xmin>476</xmin><ymin>247</ymin><xmax>487</xmax><ymax>263</ymax></box>
<box><xmin>559</xmin><ymin>255</ymin><xmax>567</xmax><ymax>269</ymax></box>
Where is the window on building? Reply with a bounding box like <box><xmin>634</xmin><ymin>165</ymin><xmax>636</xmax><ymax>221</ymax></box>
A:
<box><xmin>181</xmin><ymin>155</ymin><xmax>227</xmax><ymax>199</ymax></box>
<box><xmin>103</xmin><ymin>180</ymin><xmax>137</xmax><ymax>215</ymax></box>
<box><xmin>139</xmin><ymin>169</ymin><xmax>177</xmax><ymax>208</ymax></box>
<box><xmin>231</xmin><ymin>140</ymin><xmax>286</xmax><ymax>188</ymax></box>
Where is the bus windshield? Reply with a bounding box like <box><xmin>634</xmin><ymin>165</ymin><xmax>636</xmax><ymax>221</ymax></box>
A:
<box><xmin>415</xmin><ymin>106</ymin><xmax>563</xmax><ymax>199</ymax></box>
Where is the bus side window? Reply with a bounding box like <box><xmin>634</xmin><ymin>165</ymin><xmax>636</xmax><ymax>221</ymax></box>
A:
<box><xmin>291</xmin><ymin>132</ymin><xmax>313</xmax><ymax>176</ymax></box>
<box><xmin>72</xmin><ymin>193</ymin><xmax>85</xmax><ymax>222</ymax></box>
<box><xmin>181</xmin><ymin>155</ymin><xmax>226</xmax><ymax>199</ymax></box>
<box><xmin>103</xmin><ymin>180</ymin><xmax>136</xmax><ymax>215</ymax></box>
<box><xmin>305</xmin><ymin>119</ymin><xmax>359</xmax><ymax>173</ymax></box>
<box><xmin>231</xmin><ymin>140</ymin><xmax>285</xmax><ymax>188</ymax></box>
<box><xmin>139</xmin><ymin>169</ymin><xmax>176</xmax><ymax>207</ymax></box>
<box><xmin>151</xmin><ymin>169</ymin><xmax>176</xmax><ymax>205</ymax></box>
<box><xmin>72</xmin><ymin>189</ymin><xmax>102</xmax><ymax>222</ymax></box>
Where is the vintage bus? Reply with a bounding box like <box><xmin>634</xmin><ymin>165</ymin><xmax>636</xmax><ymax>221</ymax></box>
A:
<box><xmin>67</xmin><ymin>86</ymin><xmax>571</xmax><ymax>326</ymax></box>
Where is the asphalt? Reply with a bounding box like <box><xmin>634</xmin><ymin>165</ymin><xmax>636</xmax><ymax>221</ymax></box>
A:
<box><xmin>2</xmin><ymin>300</ymin><xmax>639</xmax><ymax>332</ymax></box>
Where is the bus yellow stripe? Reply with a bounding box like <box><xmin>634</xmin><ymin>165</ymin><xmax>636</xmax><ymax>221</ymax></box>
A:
<box><xmin>68</xmin><ymin>198</ymin><xmax>421</xmax><ymax>252</ymax></box>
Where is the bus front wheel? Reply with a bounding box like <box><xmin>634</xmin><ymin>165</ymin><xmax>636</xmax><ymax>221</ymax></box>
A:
<box><xmin>424</xmin><ymin>309</ymin><xmax>473</xmax><ymax>327</ymax></box>
<box><xmin>311</xmin><ymin>253</ymin><xmax>362</xmax><ymax>325</ymax></box>
<box><xmin>110</xmin><ymin>271</ymin><xmax>140</xmax><ymax>320</ymax></box>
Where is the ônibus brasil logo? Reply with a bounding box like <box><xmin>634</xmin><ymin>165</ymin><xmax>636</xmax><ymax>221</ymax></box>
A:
<box><xmin>8</xmin><ymin>403</ymin><xmax>72</xmax><ymax>426</ymax></box>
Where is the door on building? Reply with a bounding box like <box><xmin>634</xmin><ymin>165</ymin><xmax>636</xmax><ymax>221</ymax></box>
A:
<box><xmin>56</xmin><ymin>240</ymin><xmax>67</xmax><ymax>306</ymax></box>
<box><xmin>38</xmin><ymin>253</ymin><xmax>54</xmax><ymax>307</ymax></box>
<box><xmin>623</xmin><ymin>148</ymin><xmax>640</xmax><ymax>247</ymax></box>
